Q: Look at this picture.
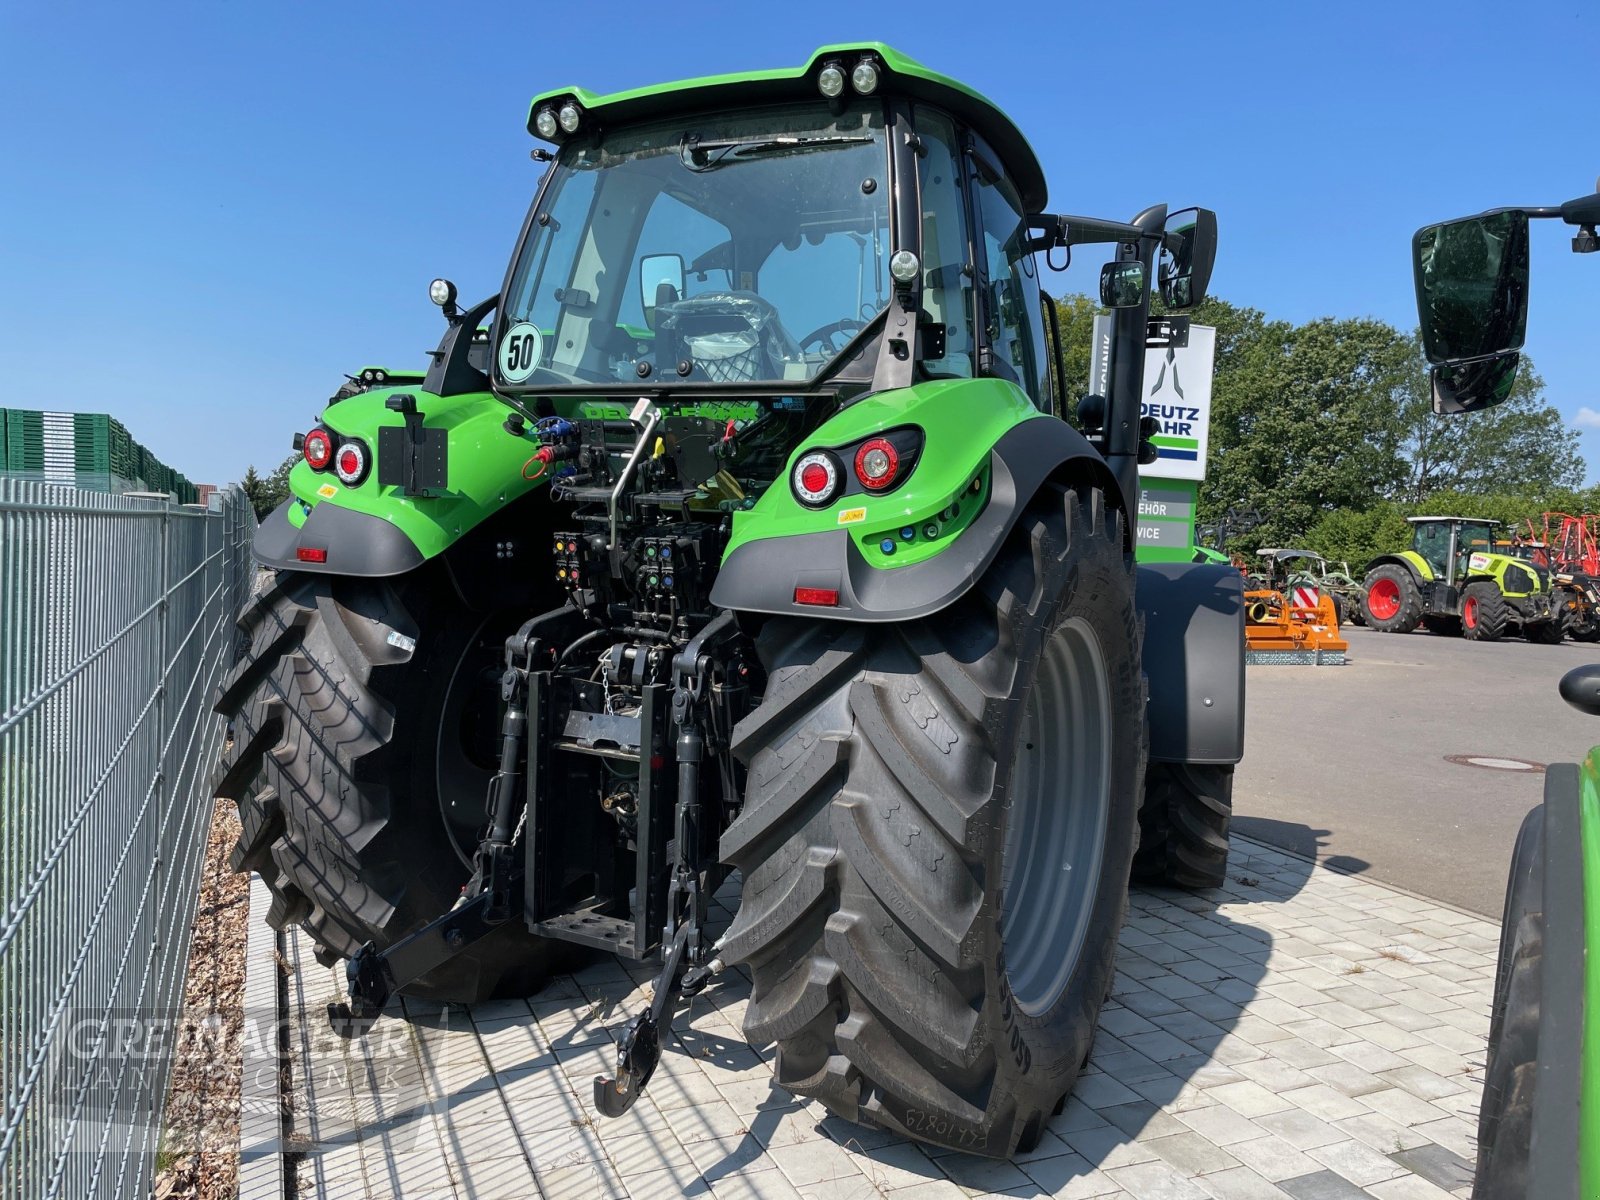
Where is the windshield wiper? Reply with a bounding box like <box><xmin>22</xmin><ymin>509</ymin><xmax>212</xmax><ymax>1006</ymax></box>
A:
<box><xmin>679</xmin><ymin>134</ymin><xmax>872</xmax><ymax>172</ymax></box>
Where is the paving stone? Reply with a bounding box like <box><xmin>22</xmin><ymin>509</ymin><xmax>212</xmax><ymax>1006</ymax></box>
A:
<box><xmin>1307</xmin><ymin>1137</ymin><xmax>1409</xmax><ymax>1186</ymax></box>
<box><xmin>1207</xmin><ymin>1080</ymin><xmax>1298</xmax><ymax>1118</ymax></box>
<box><xmin>1255</xmin><ymin>1109</ymin><xmax>1347</xmax><ymax>1151</ymax></box>
<box><xmin>1389</xmin><ymin>1144</ymin><xmax>1473</xmax><ymax>1193</ymax></box>
<box><xmin>1199</xmin><ymin>1166</ymin><xmax>1297</xmax><ymax>1199</ymax></box>
<box><xmin>1174</xmin><ymin>1103</ymin><xmax>1272</xmax><ymax>1146</ymax></box>
<box><xmin>1279</xmin><ymin>1168</ymin><xmax>1379</xmax><ymax>1199</ymax></box>
<box><xmin>1229</xmin><ymin>1135</ymin><xmax>1326</xmax><ymax>1182</ymax></box>
<box><xmin>1103</xmin><ymin>1157</ymin><xmax>1212</xmax><ymax>1199</ymax></box>
<box><xmin>1018</xmin><ymin>1151</ymin><xmax>1124</xmax><ymax>1197</ymax></box>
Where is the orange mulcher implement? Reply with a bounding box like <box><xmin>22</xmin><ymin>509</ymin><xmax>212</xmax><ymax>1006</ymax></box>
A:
<box><xmin>1242</xmin><ymin>588</ymin><xmax>1348</xmax><ymax>665</ymax></box>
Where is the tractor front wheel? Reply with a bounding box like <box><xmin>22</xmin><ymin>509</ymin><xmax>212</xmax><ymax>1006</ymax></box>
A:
<box><xmin>719</xmin><ymin>483</ymin><xmax>1143</xmax><ymax>1157</ymax></box>
<box><xmin>1462</xmin><ymin>582</ymin><xmax>1509</xmax><ymax>642</ymax></box>
<box><xmin>1361</xmin><ymin>566</ymin><xmax>1422</xmax><ymax>633</ymax></box>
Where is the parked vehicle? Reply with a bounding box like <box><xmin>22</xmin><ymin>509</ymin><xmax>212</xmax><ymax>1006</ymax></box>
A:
<box><xmin>1360</xmin><ymin>516</ymin><xmax>1564</xmax><ymax>642</ymax></box>
<box><xmin>213</xmin><ymin>43</ymin><xmax>1246</xmax><ymax>1156</ymax></box>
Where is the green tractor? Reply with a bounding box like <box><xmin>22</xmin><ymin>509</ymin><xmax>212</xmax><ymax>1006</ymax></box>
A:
<box><xmin>213</xmin><ymin>44</ymin><xmax>1246</xmax><ymax>1156</ymax></box>
<box><xmin>1360</xmin><ymin>516</ymin><xmax>1563</xmax><ymax>642</ymax></box>
<box><xmin>1409</xmin><ymin>183</ymin><xmax>1600</xmax><ymax>1198</ymax></box>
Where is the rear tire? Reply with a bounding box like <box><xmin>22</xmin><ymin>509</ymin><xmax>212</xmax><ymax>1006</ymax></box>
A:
<box><xmin>1132</xmin><ymin>763</ymin><xmax>1234</xmax><ymax>889</ymax></box>
<box><xmin>1472</xmin><ymin>806</ymin><xmax>1543</xmax><ymax>1199</ymax></box>
<box><xmin>213</xmin><ymin>568</ymin><xmax>560</xmax><ymax>1002</ymax></box>
<box><xmin>1526</xmin><ymin>618</ymin><xmax>1564</xmax><ymax>645</ymax></box>
<box><xmin>1361</xmin><ymin>565</ymin><xmax>1422</xmax><ymax>633</ymax></box>
<box><xmin>1462</xmin><ymin>582</ymin><xmax>1508</xmax><ymax>642</ymax></box>
<box><xmin>719</xmin><ymin>484</ymin><xmax>1143</xmax><ymax>1157</ymax></box>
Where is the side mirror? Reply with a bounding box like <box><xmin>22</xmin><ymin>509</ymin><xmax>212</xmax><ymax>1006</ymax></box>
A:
<box><xmin>639</xmin><ymin>254</ymin><xmax>685</xmax><ymax>328</ymax></box>
<box><xmin>1158</xmin><ymin>208</ymin><xmax>1217</xmax><ymax>310</ymax></box>
<box><xmin>1099</xmin><ymin>261</ymin><xmax>1146</xmax><ymax>308</ymax></box>
<box><xmin>1413</xmin><ymin>211</ymin><xmax>1530</xmax><ymax>411</ymax></box>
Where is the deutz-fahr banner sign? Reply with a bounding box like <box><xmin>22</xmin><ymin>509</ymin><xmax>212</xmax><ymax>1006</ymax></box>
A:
<box><xmin>1137</xmin><ymin>325</ymin><xmax>1214</xmax><ymax>483</ymax></box>
<box><xmin>1087</xmin><ymin>320</ymin><xmax>1215</xmax><ymax>484</ymax></box>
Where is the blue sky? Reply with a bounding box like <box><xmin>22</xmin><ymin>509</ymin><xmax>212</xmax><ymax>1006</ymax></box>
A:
<box><xmin>2</xmin><ymin>2</ymin><xmax>1596</xmax><ymax>486</ymax></box>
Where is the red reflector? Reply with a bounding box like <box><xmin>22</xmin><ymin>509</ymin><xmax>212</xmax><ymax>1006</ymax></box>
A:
<box><xmin>296</xmin><ymin>547</ymin><xmax>328</xmax><ymax>563</ymax></box>
<box><xmin>799</xmin><ymin>463</ymin><xmax>831</xmax><ymax>494</ymax></box>
<box><xmin>338</xmin><ymin>447</ymin><xmax>360</xmax><ymax>475</ymax></box>
<box><xmin>794</xmin><ymin>586</ymin><xmax>840</xmax><ymax>607</ymax></box>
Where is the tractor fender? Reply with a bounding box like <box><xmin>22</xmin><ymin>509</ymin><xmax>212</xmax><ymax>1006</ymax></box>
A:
<box><xmin>1136</xmin><ymin>562</ymin><xmax>1246</xmax><ymax>765</ymax></box>
<box><xmin>255</xmin><ymin>498</ymin><xmax>426</xmax><ymax>575</ymax></box>
<box><xmin>710</xmin><ymin>418</ymin><xmax>1118</xmax><ymax>622</ymax></box>
<box><xmin>1362</xmin><ymin>551</ymin><xmax>1433</xmax><ymax>583</ymax></box>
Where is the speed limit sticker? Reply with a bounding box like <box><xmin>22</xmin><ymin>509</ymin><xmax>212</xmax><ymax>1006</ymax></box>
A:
<box><xmin>499</xmin><ymin>322</ymin><xmax>543</xmax><ymax>383</ymax></box>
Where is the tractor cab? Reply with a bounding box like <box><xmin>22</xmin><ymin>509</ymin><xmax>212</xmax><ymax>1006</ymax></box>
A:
<box><xmin>1409</xmin><ymin>516</ymin><xmax>1497</xmax><ymax>588</ymax></box>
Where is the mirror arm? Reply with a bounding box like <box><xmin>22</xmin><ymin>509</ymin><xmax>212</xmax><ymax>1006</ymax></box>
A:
<box><xmin>1026</xmin><ymin>213</ymin><xmax>1163</xmax><ymax>254</ymax></box>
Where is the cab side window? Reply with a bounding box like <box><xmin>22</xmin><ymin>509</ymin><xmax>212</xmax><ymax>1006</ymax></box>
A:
<box><xmin>914</xmin><ymin>109</ymin><xmax>974</xmax><ymax>379</ymax></box>
<box><xmin>974</xmin><ymin>155</ymin><xmax>1047</xmax><ymax>405</ymax></box>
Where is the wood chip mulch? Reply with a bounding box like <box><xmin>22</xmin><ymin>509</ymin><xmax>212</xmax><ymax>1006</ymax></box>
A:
<box><xmin>153</xmin><ymin>798</ymin><xmax>251</xmax><ymax>1200</ymax></box>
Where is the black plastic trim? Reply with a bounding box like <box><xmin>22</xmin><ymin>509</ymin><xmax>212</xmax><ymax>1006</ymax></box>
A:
<box><xmin>252</xmin><ymin>500</ymin><xmax>427</xmax><ymax>577</ymax></box>
<box><xmin>1136</xmin><ymin>562</ymin><xmax>1246</xmax><ymax>765</ymax></box>
<box><xmin>1529</xmin><ymin>766</ymin><xmax>1583</xmax><ymax>1200</ymax></box>
<box><xmin>710</xmin><ymin>418</ymin><xmax>1103</xmax><ymax>622</ymax></box>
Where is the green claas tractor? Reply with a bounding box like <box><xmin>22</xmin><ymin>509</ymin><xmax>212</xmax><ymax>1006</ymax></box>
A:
<box><xmin>213</xmin><ymin>44</ymin><xmax>1246</xmax><ymax>1156</ymax></box>
<box><xmin>1360</xmin><ymin>516</ymin><xmax>1563</xmax><ymax>643</ymax></box>
<box><xmin>1409</xmin><ymin>181</ymin><xmax>1600</xmax><ymax>1198</ymax></box>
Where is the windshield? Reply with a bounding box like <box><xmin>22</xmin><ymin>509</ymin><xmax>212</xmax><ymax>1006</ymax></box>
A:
<box><xmin>498</xmin><ymin>102</ymin><xmax>891</xmax><ymax>389</ymax></box>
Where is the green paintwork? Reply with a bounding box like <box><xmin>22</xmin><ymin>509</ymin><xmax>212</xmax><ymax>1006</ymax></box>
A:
<box><xmin>1581</xmin><ymin>748</ymin><xmax>1600</xmax><ymax>1198</ymax></box>
<box><xmin>294</xmin><ymin>388</ymin><xmax>772</xmax><ymax>563</ymax></box>
<box><xmin>292</xmin><ymin>387</ymin><xmax>546</xmax><ymax>557</ymax></box>
<box><xmin>1462</xmin><ymin>550</ymin><xmax>1543</xmax><ymax>598</ymax></box>
<box><xmin>527</xmin><ymin>43</ymin><xmax>1046</xmax><ymax>210</ymax></box>
<box><xmin>722</xmin><ymin>377</ymin><xmax>1041</xmax><ymax>569</ymax></box>
<box><xmin>1371</xmin><ymin>550</ymin><xmax>1437</xmax><ymax>582</ymax></box>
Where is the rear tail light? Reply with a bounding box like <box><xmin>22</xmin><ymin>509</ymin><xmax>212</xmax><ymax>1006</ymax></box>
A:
<box><xmin>853</xmin><ymin>438</ymin><xmax>900</xmax><ymax>491</ymax></box>
<box><xmin>334</xmin><ymin>439</ymin><xmax>369</xmax><ymax>486</ymax></box>
<box><xmin>792</xmin><ymin>451</ymin><xmax>842</xmax><ymax>507</ymax></box>
<box><xmin>302</xmin><ymin>428</ymin><xmax>333</xmax><ymax>470</ymax></box>
<box><xmin>296</xmin><ymin>546</ymin><xmax>328</xmax><ymax>563</ymax></box>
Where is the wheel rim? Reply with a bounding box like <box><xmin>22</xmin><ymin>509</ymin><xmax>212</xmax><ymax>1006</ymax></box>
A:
<box><xmin>1001</xmin><ymin>616</ymin><xmax>1112</xmax><ymax>1017</ymax></box>
<box><xmin>1367</xmin><ymin>578</ymin><xmax>1401</xmax><ymax>621</ymax></box>
<box><xmin>1464</xmin><ymin>596</ymin><xmax>1478</xmax><ymax>629</ymax></box>
<box><xmin>435</xmin><ymin>615</ymin><xmax>516</xmax><ymax>865</ymax></box>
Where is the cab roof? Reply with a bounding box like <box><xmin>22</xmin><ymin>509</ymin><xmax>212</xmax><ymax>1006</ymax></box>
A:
<box><xmin>528</xmin><ymin>43</ymin><xmax>1048</xmax><ymax>212</ymax></box>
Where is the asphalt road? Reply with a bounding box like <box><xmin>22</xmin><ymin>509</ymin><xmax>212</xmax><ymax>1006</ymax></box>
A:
<box><xmin>1232</xmin><ymin>622</ymin><xmax>1600</xmax><ymax>917</ymax></box>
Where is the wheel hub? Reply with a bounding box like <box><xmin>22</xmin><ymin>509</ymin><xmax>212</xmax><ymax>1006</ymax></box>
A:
<box><xmin>1367</xmin><ymin>578</ymin><xmax>1400</xmax><ymax>621</ymax></box>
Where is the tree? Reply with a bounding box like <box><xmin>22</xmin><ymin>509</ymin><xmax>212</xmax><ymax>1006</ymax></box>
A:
<box><xmin>240</xmin><ymin>453</ymin><xmax>298</xmax><ymax>519</ymax></box>
<box><xmin>1397</xmin><ymin>347</ymin><xmax>1583</xmax><ymax>501</ymax></box>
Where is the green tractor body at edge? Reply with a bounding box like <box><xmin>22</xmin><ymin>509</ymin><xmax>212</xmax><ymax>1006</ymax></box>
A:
<box><xmin>1409</xmin><ymin>181</ymin><xmax>1600</xmax><ymax>1198</ymax></box>
<box><xmin>213</xmin><ymin>44</ymin><xmax>1246</xmax><ymax>1157</ymax></box>
<box><xmin>1361</xmin><ymin>516</ymin><xmax>1563</xmax><ymax>642</ymax></box>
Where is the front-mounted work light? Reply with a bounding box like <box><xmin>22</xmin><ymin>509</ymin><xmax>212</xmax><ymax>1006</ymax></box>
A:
<box><xmin>851</xmin><ymin>56</ymin><xmax>880</xmax><ymax>95</ymax></box>
<box><xmin>534</xmin><ymin>107</ymin><xmax>559</xmax><ymax>139</ymax></box>
<box><xmin>817</xmin><ymin>61</ymin><xmax>846</xmax><ymax>98</ymax></box>
<box><xmin>889</xmin><ymin>249</ymin><xmax>920</xmax><ymax>285</ymax></box>
<box><xmin>429</xmin><ymin>278</ymin><xmax>457</xmax><ymax>308</ymax></box>
<box><xmin>558</xmin><ymin>103</ymin><xmax>581</xmax><ymax>134</ymax></box>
